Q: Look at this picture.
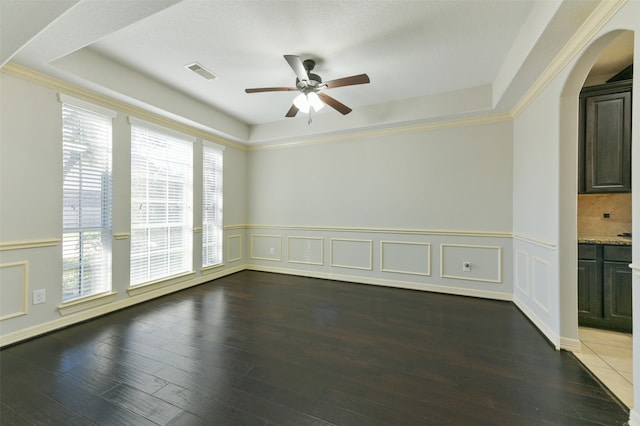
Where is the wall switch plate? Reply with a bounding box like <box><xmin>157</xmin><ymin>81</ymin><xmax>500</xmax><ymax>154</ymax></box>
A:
<box><xmin>462</xmin><ymin>261</ymin><xmax>471</xmax><ymax>272</ymax></box>
<box><xmin>33</xmin><ymin>289</ymin><xmax>46</xmax><ymax>305</ymax></box>
<box><xmin>269</xmin><ymin>247</ymin><xmax>275</xmax><ymax>255</ymax></box>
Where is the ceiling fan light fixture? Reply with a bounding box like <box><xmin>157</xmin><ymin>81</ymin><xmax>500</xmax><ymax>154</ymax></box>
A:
<box><xmin>294</xmin><ymin>92</ymin><xmax>324</xmax><ymax>113</ymax></box>
<box><xmin>293</xmin><ymin>93</ymin><xmax>309</xmax><ymax>113</ymax></box>
<box><xmin>308</xmin><ymin>92</ymin><xmax>324</xmax><ymax>112</ymax></box>
<box><xmin>245</xmin><ymin>54</ymin><xmax>369</xmax><ymax>118</ymax></box>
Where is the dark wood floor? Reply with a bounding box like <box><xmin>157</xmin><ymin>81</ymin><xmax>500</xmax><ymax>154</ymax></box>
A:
<box><xmin>1</xmin><ymin>271</ymin><xmax>628</xmax><ymax>425</ymax></box>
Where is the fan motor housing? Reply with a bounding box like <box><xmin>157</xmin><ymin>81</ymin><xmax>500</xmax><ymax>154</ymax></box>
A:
<box><xmin>296</xmin><ymin>73</ymin><xmax>322</xmax><ymax>90</ymax></box>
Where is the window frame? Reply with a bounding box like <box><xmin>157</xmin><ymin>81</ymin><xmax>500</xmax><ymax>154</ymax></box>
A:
<box><xmin>202</xmin><ymin>141</ymin><xmax>224</xmax><ymax>268</ymax></box>
<box><xmin>60</xmin><ymin>94</ymin><xmax>116</xmax><ymax>303</ymax></box>
<box><xmin>129</xmin><ymin>118</ymin><xmax>194</xmax><ymax>287</ymax></box>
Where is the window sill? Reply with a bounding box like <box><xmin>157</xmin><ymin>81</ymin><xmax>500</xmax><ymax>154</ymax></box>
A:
<box><xmin>127</xmin><ymin>271</ymin><xmax>196</xmax><ymax>297</ymax></box>
<box><xmin>58</xmin><ymin>292</ymin><xmax>117</xmax><ymax>316</ymax></box>
<box><xmin>202</xmin><ymin>263</ymin><xmax>224</xmax><ymax>274</ymax></box>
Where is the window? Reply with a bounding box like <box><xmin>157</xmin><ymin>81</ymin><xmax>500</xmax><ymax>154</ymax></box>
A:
<box><xmin>61</xmin><ymin>98</ymin><xmax>114</xmax><ymax>302</ymax></box>
<box><xmin>202</xmin><ymin>142</ymin><xmax>224</xmax><ymax>267</ymax></box>
<box><xmin>130</xmin><ymin>120</ymin><xmax>193</xmax><ymax>286</ymax></box>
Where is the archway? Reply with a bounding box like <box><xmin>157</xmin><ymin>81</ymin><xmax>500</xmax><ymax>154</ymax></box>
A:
<box><xmin>559</xmin><ymin>29</ymin><xmax>634</xmax><ymax>405</ymax></box>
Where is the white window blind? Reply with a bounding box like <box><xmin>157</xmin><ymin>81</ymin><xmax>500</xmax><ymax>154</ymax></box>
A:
<box><xmin>62</xmin><ymin>102</ymin><xmax>113</xmax><ymax>302</ymax></box>
<box><xmin>202</xmin><ymin>142</ymin><xmax>223</xmax><ymax>267</ymax></box>
<box><xmin>130</xmin><ymin>121</ymin><xmax>193</xmax><ymax>286</ymax></box>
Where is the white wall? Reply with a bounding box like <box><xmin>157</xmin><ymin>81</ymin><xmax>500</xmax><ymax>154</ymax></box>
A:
<box><xmin>512</xmin><ymin>1</ymin><xmax>639</xmax><ymax>421</ymax></box>
<box><xmin>248</xmin><ymin>122</ymin><xmax>513</xmax><ymax>231</ymax></box>
<box><xmin>0</xmin><ymin>73</ymin><xmax>248</xmax><ymax>344</ymax></box>
<box><xmin>246</xmin><ymin>120</ymin><xmax>514</xmax><ymax>298</ymax></box>
<box><xmin>512</xmin><ymin>77</ymin><xmax>563</xmax><ymax>348</ymax></box>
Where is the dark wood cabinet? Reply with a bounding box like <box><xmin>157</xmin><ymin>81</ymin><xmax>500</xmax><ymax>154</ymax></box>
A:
<box><xmin>579</xmin><ymin>80</ymin><xmax>632</xmax><ymax>193</ymax></box>
<box><xmin>577</xmin><ymin>258</ymin><xmax>600</xmax><ymax>318</ymax></box>
<box><xmin>604</xmin><ymin>261</ymin><xmax>633</xmax><ymax>328</ymax></box>
<box><xmin>578</xmin><ymin>244</ymin><xmax>632</xmax><ymax>332</ymax></box>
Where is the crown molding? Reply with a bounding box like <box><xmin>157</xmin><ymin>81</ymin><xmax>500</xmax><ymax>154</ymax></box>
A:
<box><xmin>511</xmin><ymin>0</ymin><xmax>628</xmax><ymax>118</ymax></box>
<box><xmin>1</xmin><ymin>63</ymin><xmax>247</xmax><ymax>151</ymax></box>
<box><xmin>245</xmin><ymin>224</ymin><xmax>512</xmax><ymax>239</ymax></box>
<box><xmin>2</xmin><ymin>0</ymin><xmax>628</xmax><ymax>152</ymax></box>
<box><xmin>3</xmin><ymin>62</ymin><xmax>513</xmax><ymax>150</ymax></box>
<box><xmin>247</xmin><ymin>113</ymin><xmax>513</xmax><ymax>151</ymax></box>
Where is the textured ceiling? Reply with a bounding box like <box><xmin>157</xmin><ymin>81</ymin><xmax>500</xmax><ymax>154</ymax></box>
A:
<box><xmin>2</xmin><ymin>0</ymin><xmax>630</xmax><ymax>144</ymax></box>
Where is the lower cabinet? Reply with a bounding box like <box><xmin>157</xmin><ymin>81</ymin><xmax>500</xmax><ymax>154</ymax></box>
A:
<box><xmin>578</xmin><ymin>258</ymin><xmax>601</xmax><ymax>319</ymax></box>
<box><xmin>604</xmin><ymin>261</ymin><xmax>633</xmax><ymax>330</ymax></box>
<box><xmin>578</xmin><ymin>244</ymin><xmax>632</xmax><ymax>333</ymax></box>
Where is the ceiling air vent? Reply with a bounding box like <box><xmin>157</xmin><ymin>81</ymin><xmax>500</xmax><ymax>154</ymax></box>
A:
<box><xmin>185</xmin><ymin>62</ymin><xmax>219</xmax><ymax>80</ymax></box>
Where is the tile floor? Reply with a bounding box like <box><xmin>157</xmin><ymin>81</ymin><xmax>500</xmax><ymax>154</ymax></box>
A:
<box><xmin>574</xmin><ymin>327</ymin><xmax>633</xmax><ymax>408</ymax></box>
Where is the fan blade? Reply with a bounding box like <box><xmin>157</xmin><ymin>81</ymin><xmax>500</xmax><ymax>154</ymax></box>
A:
<box><xmin>318</xmin><ymin>93</ymin><xmax>352</xmax><ymax>115</ymax></box>
<box><xmin>245</xmin><ymin>87</ymin><xmax>298</xmax><ymax>93</ymax></box>
<box><xmin>284</xmin><ymin>55</ymin><xmax>309</xmax><ymax>82</ymax></box>
<box><xmin>324</xmin><ymin>74</ymin><xmax>370</xmax><ymax>89</ymax></box>
<box><xmin>285</xmin><ymin>104</ymin><xmax>299</xmax><ymax>117</ymax></box>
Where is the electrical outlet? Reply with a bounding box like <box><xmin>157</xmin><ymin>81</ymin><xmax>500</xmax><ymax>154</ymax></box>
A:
<box><xmin>33</xmin><ymin>289</ymin><xmax>46</xmax><ymax>305</ymax></box>
<box><xmin>462</xmin><ymin>261</ymin><xmax>471</xmax><ymax>272</ymax></box>
<box><xmin>269</xmin><ymin>247</ymin><xmax>275</xmax><ymax>255</ymax></box>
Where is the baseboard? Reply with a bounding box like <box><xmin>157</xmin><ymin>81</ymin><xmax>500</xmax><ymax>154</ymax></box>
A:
<box><xmin>0</xmin><ymin>264</ymin><xmax>247</xmax><ymax>348</ymax></box>
<box><xmin>559</xmin><ymin>336</ymin><xmax>581</xmax><ymax>352</ymax></box>
<box><xmin>246</xmin><ymin>264</ymin><xmax>513</xmax><ymax>301</ymax></box>
<box><xmin>1</xmin><ymin>264</ymin><xmax>511</xmax><ymax>347</ymax></box>
<box><xmin>629</xmin><ymin>409</ymin><xmax>640</xmax><ymax>426</ymax></box>
<box><xmin>513</xmin><ymin>294</ymin><xmax>560</xmax><ymax>350</ymax></box>
<box><xmin>1</xmin><ymin>265</ymin><xmax>561</xmax><ymax>352</ymax></box>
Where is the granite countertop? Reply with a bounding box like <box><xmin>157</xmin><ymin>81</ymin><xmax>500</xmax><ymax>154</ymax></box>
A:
<box><xmin>578</xmin><ymin>234</ymin><xmax>632</xmax><ymax>245</ymax></box>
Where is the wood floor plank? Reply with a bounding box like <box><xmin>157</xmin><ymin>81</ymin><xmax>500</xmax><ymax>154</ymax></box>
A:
<box><xmin>0</xmin><ymin>381</ymin><xmax>93</xmax><ymax>426</ymax></box>
<box><xmin>152</xmin><ymin>362</ymin><xmax>279</xmax><ymax>401</ymax></box>
<box><xmin>1</xmin><ymin>271</ymin><xmax>629</xmax><ymax>425</ymax></box>
<box><xmin>0</xmin><ymin>404</ymin><xmax>36</xmax><ymax>426</ymax></box>
<box><xmin>102</xmin><ymin>383</ymin><xmax>184</xmax><ymax>425</ymax></box>
<box><xmin>39</xmin><ymin>375</ymin><xmax>157</xmax><ymax>425</ymax></box>
<box><xmin>154</xmin><ymin>382</ymin><xmax>268</xmax><ymax>426</ymax></box>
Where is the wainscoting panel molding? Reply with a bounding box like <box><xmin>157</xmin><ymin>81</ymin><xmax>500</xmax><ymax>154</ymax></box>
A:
<box><xmin>515</xmin><ymin>249</ymin><xmax>530</xmax><ymax>296</ymax></box>
<box><xmin>380</xmin><ymin>241</ymin><xmax>431</xmax><ymax>276</ymax></box>
<box><xmin>243</xmin><ymin>225</ymin><xmax>512</xmax><ymax>298</ymax></box>
<box><xmin>250</xmin><ymin>234</ymin><xmax>282</xmax><ymax>261</ymax></box>
<box><xmin>0</xmin><ymin>238</ymin><xmax>60</xmax><ymax>251</ymax></box>
<box><xmin>288</xmin><ymin>236</ymin><xmax>324</xmax><ymax>266</ymax></box>
<box><xmin>440</xmin><ymin>244</ymin><xmax>502</xmax><ymax>283</ymax></box>
<box><xmin>330</xmin><ymin>238</ymin><xmax>373</xmax><ymax>271</ymax></box>
<box><xmin>532</xmin><ymin>256</ymin><xmax>551</xmax><ymax>313</ymax></box>
<box><xmin>0</xmin><ymin>262</ymin><xmax>28</xmax><ymax>321</ymax></box>
<box><xmin>227</xmin><ymin>234</ymin><xmax>243</xmax><ymax>263</ymax></box>
<box><xmin>246</xmin><ymin>224</ymin><xmax>510</xmax><ymax>239</ymax></box>
<box><xmin>512</xmin><ymin>238</ymin><xmax>559</xmax><ymax>350</ymax></box>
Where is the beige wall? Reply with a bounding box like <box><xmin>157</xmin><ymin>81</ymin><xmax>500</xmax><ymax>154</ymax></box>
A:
<box><xmin>578</xmin><ymin>193</ymin><xmax>632</xmax><ymax>236</ymax></box>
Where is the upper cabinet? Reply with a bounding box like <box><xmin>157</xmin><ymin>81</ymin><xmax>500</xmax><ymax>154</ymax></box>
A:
<box><xmin>579</xmin><ymin>80</ymin><xmax>632</xmax><ymax>193</ymax></box>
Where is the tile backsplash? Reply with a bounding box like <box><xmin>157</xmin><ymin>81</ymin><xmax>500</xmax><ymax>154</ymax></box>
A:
<box><xmin>578</xmin><ymin>193</ymin><xmax>632</xmax><ymax>236</ymax></box>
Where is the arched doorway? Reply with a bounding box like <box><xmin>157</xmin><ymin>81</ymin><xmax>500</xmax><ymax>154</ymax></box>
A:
<box><xmin>559</xmin><ymin>29</ymin><xmax>634</xmax><ymax>407</ymax></box>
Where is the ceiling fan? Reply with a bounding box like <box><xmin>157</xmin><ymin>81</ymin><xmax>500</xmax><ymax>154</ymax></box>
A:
<box><xmin>245</xmin><ymin>55</ymin><xmax>370</xmax><ymax>119</ymax></box>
